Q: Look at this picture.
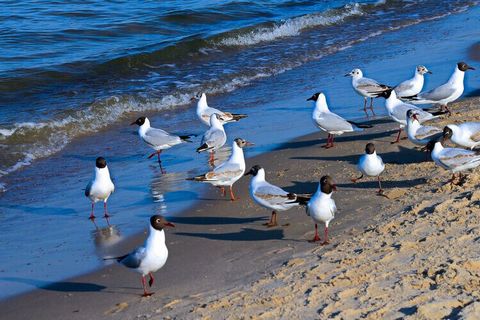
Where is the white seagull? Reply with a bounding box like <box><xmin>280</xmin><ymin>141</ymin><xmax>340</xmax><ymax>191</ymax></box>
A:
<box><xmin>426</xmin><ymin>139</ymin><xmax>480</xmax><ymax>184</ymax></box>
<box><xmin>131</xmin><ymin>116</ymin><xmax>194</xmax><ymax>173</ymax></box>
<box><xmin>188</xmin><ymin>138</ymin><xmax>253</xmax><ymax>201</ymax></box>
<box><xmin>380</xmin><ymin>89</ymin><xmax>445</xmax><ymax>143</ymax></box>
<box><xmin>351</xmin><ymin>143</ymin><xmax>385</xmax><ymax>194</ymax></box>
<box><xmin>307</xmin><ymin>92</ymin><xmax>372</xmax><ymax>148</ymax></box>
<box><xmin>197</xmin><ymin>114</ymin><xmax>227</xmax><ymax>165</ymax></box>
<box><xmin>244</xmin><ymin>165</ymin><xmax>310</xmax><ymax>227</ymax></box>
<box><xmin>193</xmin><ymin>93</ymin><xmax>247</xmax><ymax>126</ymax></box>
<box><xmin>85</xmin><ymin>157</ymin><xmax>115</xmax><ymax>221</ymax></box>
<box><xmin>394</xmin><ymin>65</ymin><xmax>431</xmax><ymax>98</ymax></box>
<box><xmin>112</xmin><ymin>215</ymin><xmax>174</xmax><ymax>297</ymax></box>
<box><xmin>345</xmin><ymin>68</ymin><xmax>391</xmax><ymax>117</ymax></box>
<box><xmin>306</xmin><ymin>175</ymin><xmax>337</xmax><ymax>245</ymax></box>
<box><xmin>404</xmin><ymin>62</ymin><xmax>475</xmax><ymax>113</ymax></box>
<box><xmin>443</xmin><ymin>123</ymin><xmax>480</xmax><ymax>149</ymax></box>
<box><xmin>406</xmin><ymin>109</ymin><xmax>442</xmax><ymax>146</ymax></box>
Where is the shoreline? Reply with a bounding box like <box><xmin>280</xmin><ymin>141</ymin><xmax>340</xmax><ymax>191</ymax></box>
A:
<box><xmin>4</xmin><ymin>96</ymin><xmax>480</xmax><ymax>319</ymax></box>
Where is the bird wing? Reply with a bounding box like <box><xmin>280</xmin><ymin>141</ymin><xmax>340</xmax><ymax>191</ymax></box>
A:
<box><xmin>418</xmin><ymin>84</ymin><xmax>456</xmax><ymax>101</ymax></box>
<box><xmin>205</xmin><ymin>161</ymin><xmax>243</xmax><ymax>181</ymax></box>
<box><xmin>390</xmin><ymin>103</ymin><xmax>419</xmax><ymax>121</ymax></box>
<box><xmin>315</xmin><ymin>112</ymin><xmax>353</xmax><ymax>132</ymax></box>
<box><xmin>201</xmin><ymin>128</ymin><xmax>224</xmax><ymax>146</ymax></box>
<box><xmin>357</xmin><ymin>77</ymin><xmax>390</xmax><ymax>93</ymax></box>
<box><xmin>438</xmin><ymin>149</ymin><xmax>480</xmax><ymax>170</ymax></box>
<box><xmin>330</xmin><ymin>200</ymin><xmax>337</xmax><ymax>218</ymax></box>
<box><xmin>85</xmin><ymin>180</ymin><xmax>93</xmax><ymax>197</ymax></box>
<box><xmin>143</xmin><ymin>128</ymin><xmax>180</xmax><ymax>147</ymax></box>
<box><xmin>254</xmin><ymin>184</ymin><xmax>292</xmax><ymax>206</ymax></box>
<box><xmin>394</xmin><ymin>80</ymin><xmax>414</xmax><ymax>96</ymax></box>
<box><xmin>415</xmin><ymin>125</ymin><xmax>442</xmax><ymax>140</ymax></box>
<box><xmin>118</xmin><ymin>246</ymin><xmax>146</xmax><ymax>269</ymax></box>
<box><xmin>470</xmin><ymin>131</ymin><xmax>480</xmax><ymax>142</ymax></box>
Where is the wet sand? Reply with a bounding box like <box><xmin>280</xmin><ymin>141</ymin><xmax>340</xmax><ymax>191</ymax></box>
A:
<box><xmin>3</xmin><ymin>96</ymin><xmax>480</xmax><ymax>319</ymax></box>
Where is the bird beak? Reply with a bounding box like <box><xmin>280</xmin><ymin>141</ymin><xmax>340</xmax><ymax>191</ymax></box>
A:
<box><xmin>245</xmin><ymin>141</ymin><xmax>255</xmax><ymax>147</ymax></box>
<box><xmin>427</xmin><ymin>70</ymin><xmax>432</xmax><ymax>74</ymax></box>
<box><xmin>344</xmin><ymin>73</ymin><xmax>351</xmax><ymax>77</ymax></box>
<box><xmin>468</xmin><ymin>65</ymin><xmax>476</xmax><ymax>70</ymax></box>
<box><xmin>130</xmin><ymin>121</ymin><xmax>137</xmax><ymax>125</ymax></box>
<box><xmin>164</xmin><ymin>222</ymin><xmax>175</xmax><ymax>228</ymax></box>
<box><xmin>413</xmin><ymin>114</ymin><xmax>419</xmax><ymax>121</ymax></box>
<box><xmin>244</xmin><ymin>169</ymin><xmax>253</xmax><ymax>176</ymax></box>
<box><xmin>306</xmin><ymin>96</ymin><xmax>315</xmax><ymax>101</ymax></box>
<box><xmin>332</xmin><ymin>184</ymin><xmax>338</xmax><ymax>191</ymax></box>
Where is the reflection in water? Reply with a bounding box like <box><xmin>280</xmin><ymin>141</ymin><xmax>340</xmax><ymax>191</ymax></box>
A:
<box><xmin>91</xmin><ymin>225</ymin><xmax>122</xmax><ymax>259</ymax></box>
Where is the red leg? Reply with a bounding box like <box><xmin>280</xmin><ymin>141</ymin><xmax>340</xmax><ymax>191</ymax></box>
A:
<box><xmin>209</xmin><ymin>151</ymin><xmax>215</xmax><ymax>166</ymax></box>
<box><xmin>103</xmin><ymin>202</ymin><xmax>110</xmax><ymax>218</ymax></box>
<box><xmin>330</xmin><ymin>135</ymin><xmax>335</xmax><ymax>148</ymax></box>
<box><xmin>229</xmin><ymin>186</ymin><xmax>237</xmax><ymax>201</ymax></box>
<box><xmin>377</xmin><ymin>176</ymin><xmax>384</xmax><ymax>194</ymax></box>
<box><xmin>323</xmin><ymin>134</ymin><xmax>333</xmax><ymax>148</ymax></box>
<box><xmin>309</xmin><ymin>224</ymin><xmax>321</xmax><ymax>242</ymax></box>
<box><xmin>369</xmin><ymin>98</ymin><xmax>376</xmax><ymax>116</ymax></box>
<box><xmin>391</xmin><ymin>128</ymin><xmax>402</xmax><ymax>144</ymax></box>
<box><xmin>351</xmin><ymin>174</ymin><xmax>363</xmax><ymax>183</ymax></box>
<box><xmin>363</xmin><ymin>97</ymin><xmax>369</xmax><ymax>118</ymax></box>
<box><xmin>141</xmin><ymin>276</ymin><xmax>153</xmax><ymax>297</ymax></box>
<box><xmin>321</xmin><ymin>226</ymin><xmax>330</xmax><ymax>245</ymax></box>
<box><xmin>263</xmin><ymin>211</ymin><xmax>278</xmax><ymax>227</ymax></box>
<box><xmin>89</xmin><ymin>203</ymin><xmax>96</xmax><ymax>220</ymax></box>
<box><xmin>148</xmin><ymin>273</ymin><xmax>154</xmax><ymax>287</ymax></box>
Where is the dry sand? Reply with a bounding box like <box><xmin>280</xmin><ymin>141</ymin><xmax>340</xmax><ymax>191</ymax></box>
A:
<box><xmin>2</xmin><ymin>97</ymin><xmax>480</xmax><ymax>319</ymax></box>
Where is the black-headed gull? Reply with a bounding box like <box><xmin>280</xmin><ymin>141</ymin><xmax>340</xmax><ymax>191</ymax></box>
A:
<box><xmin>131</xmin><ymin>116</ymin><xmax>194</xmax><ymax>173</ymax></box>
<box><xmin>394</xmin><ymin>65</ymin><xmax>431</xmax><ymax>98</ymax></box>
<box><xmin>306</xmin><ymin>175</ymin><xmax>337</xmax><ymax>245</ymax></box>
<box><xmin>307</xmin><ymin>92</ymin><xmax>372</xmax><ymax>148</ymax></box>
<box><xmin>379</xmin><ymin>89</ymin><xmax>445</xmax><ymax>143</ymax></box>
<box><xmin>197</xmin><ymin>114</ymin><xmax>227</xmax><ymax>166</ymax></box>
<box><xmin>244</xmin><ymin>165</ymin><xmax>310</xmax><ymax>227</ymax></box>
<box><xmin>188</xmin><ymin>138</ymin><xmax>253</xmax><ymax>201</ymax></box>
<box><xmin>113</xmin><ymin>215</ymin><xmax>174</xmax><ymax>297</ymax></box>
<box><xmin>85</xmin><ymin>157</ymin><xmax>115</xmax><ymax>221</ymax></box>
<box><xmin>193</xmin><ymin>93</ymin><xmax>247</xmax><ymax>126</ymax></box>
<box><xmin>345</xmin><ymin>68</ymin><xmax>391</xmax><ymax>117</ymax></box>
<box><xmin>404</xmin><ymin>62</ymin><xmax>475</xmax><ymax>113</ymax></box>
<box><xmin>351</xmin><ymin>143</ymin><xmax>385</xmax><ymax>194</ymax></box>
<box><xmin>406</xmin><ymin>109</ymin><xmax>442</xmax><ymax>146</ymax></box>
<box><xmin>443</xmin><ymin>123</ymin><xmax>480</xmax><ymax>150</ymax></box>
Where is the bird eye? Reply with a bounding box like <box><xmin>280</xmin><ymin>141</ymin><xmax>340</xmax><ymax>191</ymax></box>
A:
<box><xmin>156</xmin><ymin>219</ymin><xmax>160</xmax><ymax>223</ymax></box>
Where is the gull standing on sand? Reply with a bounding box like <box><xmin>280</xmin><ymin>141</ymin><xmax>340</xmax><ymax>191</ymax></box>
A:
<box><xmin>351</xmin><ymin>143</ymin><xmax>385</xmax><ymax>194</ymax></box>
<box><xmin>244</xmin><ymin>165</ymin><xmax>310</xmax><ymax>227</ymax></box>
<box><xmin>197</xmin><ymin>114</ymin><xmax>227</xmax><ymax>165</ymax></box>
<box><xmin>85</xmin><ymin>157</ymin><xmax>115</xmax><ymax>221</ymax></box>
<box><xmin>426</xmin><ymin>139</ymin><xmax>480</xmax><ymax>184</ymax></box>
<box><xmin>380</xmin><ymin>89</ymin><xmax>444</xmax><ymax>143</ymax></box>
<box><xmin>394</xmin><ymin>65</ymin><xmax>431</xmax><ymax>98</ymax></box>
<box><xmin>306</xmin><ymin>175</ymin><xmax>337</xmax><ymax>245</ymax></box>
<box><xmin>131</xmin><ymin>116</ymin><xmax>194</xmax><ymax>173</ymax></box>
<box><xmin>188</xmin><ymin>138</ymin><xmax>253</xmax><ymax>201</ymax></box>
<box><xmin>443</xmin><ymin>123</ymin><xmax>480</xmax><ymax>149</ymax></box>
<box><xmin>193</xmin><ymin>93</ymin><xmax>247</xmax><ymax>126</ymax></box>
<box><xmin>111</xmin><ymin>215</ymin><xmax>174</xmax><ymax>297</ymax></box>
<box><xmin>345</xmin><ymin>68</ymin><xmax>391</xmax><ymax>117</ymax></box>
<box><xmin>306</xmin><ymin>92</ymin><xmax>372</xmax><ymax>148</ymax></box>
<box><xmin>406</xmin><ymin>109</ymin><xmax>443</xmax><ymax>146</ymax></box>
<box><xmin>404</xmin><ymin>62</ymin><xmax>475</xmax><ymax>113</ymax></box>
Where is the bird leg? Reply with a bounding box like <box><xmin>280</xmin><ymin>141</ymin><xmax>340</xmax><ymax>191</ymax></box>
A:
<box><xmin>209</xmin><ymin>151</ymin><xmax>215</xmax><ymax>167</ymax></box>
<box><xmin>89</xmin><ymin>202</ymin><xmax>96</xmax><ymax>220</ymax></box>
<box><xmin>323</xmin><ymin>134</ymin><xmax>334</xmax><ymax>149</ymax></box>
<box><xmin>321</xmin><ymin>226</ymin><xmax>330</xmax><ymax>245</ymax></box>
<box><xmin>391</xmin><ymin>128</ymin><xmax>403</xmax><ymax>144</ymax></box>
<box><xmin>103</xmin><ymin>202</ymin><xmax>110</xmax><ymax>218</ymax></box>
<box><xmin>229</xmin><ymin>186</ymin><xmax>237</xmax><ymax>201</ymax></box>
<box><xmin>377</xmin><ymin>176</ymin><xmax>384</xmax><ymax>194</ymax></box>
<box><xmin>309</xmin><ymin>224</ymin><xmax>321</xmax><ymax>242</ymax></box>
<box><xmin>148</xmin><ymin>151</ymin><xmax>166</xmax><ymax>173</ymax></box>
<box><xmin>351</xmin><ymin>174</ymin><xmax>364</xmax><ymax>183</ymax></box>
<box><xmin>363</xmin><ymin>97</ymin><xmax>369</xmax><ymax>118</ymax></box>
<box><xmin>369</xmin><ymin>98</ymin><xmax>376</xmax><ymax>116</ymax></box>
<box><xmin>441</xmin><ymin>104</ymin><xmax>452</xmax><ymax>116</ymax></box>
<box><xmin>263</xmin><ymin>211</ymin><xmax>278</xmax><ymax>227</ymax></box>
<box><xmin>148</xmin><ymin>272</ymin><xmax>154</xmax><ymax>287</ymax></box>
<box><xmin>141</xmin><ymin>276</ymin><xmax>153</xmax><ymax>297</ymax></box>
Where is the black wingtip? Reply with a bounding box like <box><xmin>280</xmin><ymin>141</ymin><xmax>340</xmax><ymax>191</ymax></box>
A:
<box><xmin>180</xmin><ymin>134</ymin><xmax>196</xmax><ymax>142</ymax></box>
<box><xmin>232</xmin><ymin>114</ymin><xmax>248</xmax><ymax>121</ymax></box>
<box><xmin>196</xmin><ymin>143</ymin><xmax>210</xmax><ymax>153</ymax></box>
<box><xmin>430</xmin><ymin>110</ymin><xmax>449</xmax><ymax>116</ymax></box>
<box><xmin>347</xmin><ymin>120</ymin><xmax>374</xmax><ymax>129</ymax></box>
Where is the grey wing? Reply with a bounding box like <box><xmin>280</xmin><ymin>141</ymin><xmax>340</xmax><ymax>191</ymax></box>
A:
<box><xmin>418</xmin><ymin>84</ymin><xmax>456</xmax><ymax>101</ymax></box>
<box><xmin>391</xmin><ymin>103</ymin><xmax>417</xmax><ymax>120</ymax></box>
<box><xmin>119</xmin><ymin>246</ymin><xmax>146</xmax><ymax>269</ymax></box>
<box><xmin>85</xmin><ymin>180</ymin><xmax>93</xmax><ymax>197</ymax></box>
<box><xmin>254</xmin><ymin>184</ymin><xmax>291</xmax><ymax>205</ymax></box>
<box><xmin>144</xmin><ymin>128</ymin><xmax>180</xmax><ymax>147</ymax></box>
<box><xmin>213</xmin><ymin>161</ymin><xmax>241</xmax><ymax>175</ymax></box>
<box><xmin>316</xmin><ymin>112</ymin><xmax>353</xmax><ymax>132</ymax></box>
<box><xmin>202</xmin><ymin>128</ymin><xmax>225</xmax><ymax>146</ymax></box>
<box><xmin>394</xmin><ymin>80</ymin><xmax>414</xmax><ymax>95</ymax></box>
<box><xmin>415</xmin><ymin>125</ymin><xmax>442</xmax><ymax>140</ymax></box>
<box><xmin>330</xmin><ymin>200</ymin><xmax>337</xmax><ymax>217</ymax></box>
<box><xmin>439</xmin><ymin>149</ymin><xmax>480</xmax><ymax>169</ymax></box>
<box><xmin>357</xmin><ymin>77</ymin><xmax>389</xmax><ymax>93</ymax></box>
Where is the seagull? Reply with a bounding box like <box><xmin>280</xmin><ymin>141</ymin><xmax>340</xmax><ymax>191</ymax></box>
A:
<box><xmin>188</xmin><ymin>138</ymin><xmax>253</xmax><ymax>201</ymax></box>
<box><xmin>426</xmin><ymin>139</ymin><xmax>480</xmax><ymax>184</ymax></box>
<box><xmin>406</xmin><ymin>109</ymin><xmax>443</xmax><ymax>146</ymax></box>
<box><xmin>85</xmin><ymin>157</ymin><xmax>115</xmax><ymax>221</ymax></box>
<box><xmin>193</xmin><ymin>93</ymin><xmax>247</xmax><ymax>126</ymax></box>
<box><xmin>345</xmin><ymin>68</ymin><xmax>391</xmax><ymax>117</ymax></box>
<box><xmin>379</xmin><ymin>89</ymin><xmax>445</xmax><ymax>143</ymax></box>
<box><xmin>131</xmin><ymin>116</ymin><xmax>194</xmax><ymax>173</ymax></box>
<box><xmin>111</xmin><ymin>215</ymin><xmax>174</xmax><ymax>297</ymax></box>
<box><xmin>306</xmin><ymin>175</ymin><xmax>337</xmax><ymax>245</ymax></box>
<box><xmin>443</xmin><ymin>123</ymin><xmax>480</xmax><ymax>149</ymax></box>
<box><xmin>394</xmin><ymin>65</ymin><xmax>431</xmax><ymax>98</ymax></box>
<box><xmin>351</xmin><ymin>143</ymin><xmax>385</xmax><ymax>194</ymax></box>
<box><xmin>403</xmin><ymin>62</ymin><xmax>475</xmax><ymax>113</ymax></box>
<box><xmin>244</xmin><ymin>165</ymin><xmax>310</xmax><ymax>227</ymax></box>
<box><xmin>307</xmin><ymin>92</ymin><xmax>373</xmax><ymax>148</ymax></box>
<box><xmin>197</xmin><ymin>114</ymin><xmax>227</xmax><ymax>166</ymax></box>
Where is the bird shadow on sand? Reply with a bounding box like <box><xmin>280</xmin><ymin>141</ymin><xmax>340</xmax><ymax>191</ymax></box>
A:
<box><xmin>169</xmin><ymin>216</ymin><xmax>267</xmax><ymax>225</ymax></box>
<box><xmin>1</xmin><ymin>277</ymin><xmax>106</xmax><ymax>292</ymax></box>
<box><xmin>175</xmin><ymin>228</ymin><xmax>284</xmax><ymax>241</ymax></box>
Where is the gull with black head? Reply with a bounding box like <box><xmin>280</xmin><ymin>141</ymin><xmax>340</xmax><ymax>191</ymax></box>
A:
<box><xmin>443</xmin><ymin>122</ymin><xmax>480</xmax><ymax>150</ymax></box>
<box><xmin>85</xmin><ymin>157</ymin><xmax>115</xmax><ymax>221</ymax></box>
<box><xmin>351</xmin><ymin>143</ymin><xmax>385</xmax><ymax>194</ymax></box>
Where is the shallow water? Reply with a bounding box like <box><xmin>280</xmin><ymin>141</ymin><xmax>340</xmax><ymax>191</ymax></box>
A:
<box><xmin>0</xmin><ymin>1</ymin><xmax>480</xmax><ymax>299</ymax></box>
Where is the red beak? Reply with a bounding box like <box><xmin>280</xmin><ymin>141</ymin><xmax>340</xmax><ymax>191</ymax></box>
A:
<box><xmin>245</xmin><ymin>141</ymin><xmax>255</xmax><ymax>146</ymax></box>
<box><xmin>332</xmin><ymin>184</ymin><xmax>338</xmax><ymax>191</ymax></box>
<box><xmin>164</xmin><ymin>222</ymin><xmax>175</xmax><ymax>228</ymax></box>
<box><xmin>413</xmin><ymin>114</ymin><xmax>419</xmax><ymax>121</ymax></box>
<box><xmin>130</xmin><ymin>121</ymin><xmax>137</xmax><ymax>125</ymax></box>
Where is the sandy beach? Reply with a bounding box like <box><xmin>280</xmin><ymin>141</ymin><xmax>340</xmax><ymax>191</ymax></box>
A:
<box><xmin>2</xmin><ymin>96</ymin><xmax>480</xmax><ymax>319</ymax></box>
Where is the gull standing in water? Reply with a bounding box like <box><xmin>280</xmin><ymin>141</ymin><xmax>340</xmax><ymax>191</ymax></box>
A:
<box><xmin>188</xmin><ymin>138</ymin><xmax>253</xmax><ymax>201</ymax></box>
<box><xmin>406</xmin><ymin>109</ymin><xmax>443</xmax><ymax>146</ymax></box>
<box><xmin>306</xmin><ymin>175</ymin><xmax>337</xmax><ymax>245</ymax></box>
<box><xmin>307</xmin><ymin>92</ymin><xmax>372</xmax><ymax>148</ymax></box>
<box><xmin>443</xmin><ymin>122</ymin><xmax>480</xmax><ymax>149</ymax></box>
<box><xmin>345</xmin><ymin>68</ymin><xmax>391</xmax><ymax>117</ymax></box>
<box><xmin>351</xmin><ymin>143</ymin><xmax>385</xmax><ymax>194</ymax></box>
<box><xmin>110</xmin><ymin>215</ymin><xmax>174</xmax><ymax>297</ymax></box>
<box><xmin>193</xmin><ymin>93</ymin><xmax>247</xmax><ymax>126</ymax></box>
<box><xmin>426</xmin><ymin>139</ymin><xmax>480</xmax><ymax>184</ymax></box>
<box><xmin>404</xmin><ymin>62</ymin><xmax>475</xmax><ymax>113</ymax></box>
<box><xmin>131</xmin><ymin>116</ymin><xmax>194</xmax><ymax>173</ymax></box>
<box><xmin>85</xmin><ymin>157</ymin><xmax>115</xmax><ymax>221</ymax></box>
<box><xmin>394</xmin><ymin>65</ymin><xmax>431</xmax><ymax>99</ymax></box>
<box><xmin>197</xmin><ymin>114</ymin><xmax>227</xmax><ymax>166</ymax></box>
<box><xmin>244</xmin><ymin>165</ymin><xmax>310</xmax><ymax>227</ymax></box>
